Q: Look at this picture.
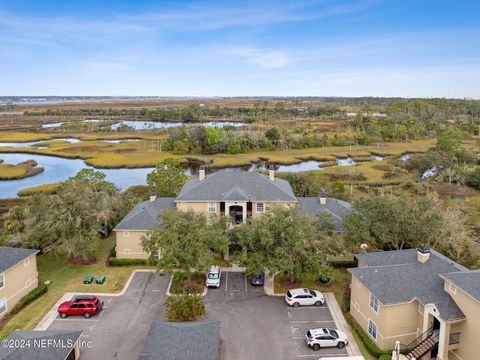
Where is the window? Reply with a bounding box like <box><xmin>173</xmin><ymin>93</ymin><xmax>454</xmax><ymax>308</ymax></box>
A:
<box><xmin>449</xmin><ymin>283</ymin><xmax>457</xmax><ymax>294</ymax></box>
<box><xmin>208</xmin><ymin>202</ymin><xmax>216</xmax><ymax>213</ymax></box>
<box><xmin>25</xmin><ymin>279</ymin><xmax>32</xmax><ymax>288</ymax></box>
<box><xmin>368</xmin><ymin>319</ymin><xmax>377</xmax><ymax>340</ymax></box>
<box><xmin>369</xmin><ymin>293</ymin><xmax>379</xmax><ymax>313</ymax></box>
<box><xmin>256</xmin><ymin>203</ymin><xmax>265</xmax><ymax>212</ymax></box>
<box><xmin>153</xmin><ymin>251</ymin><xmax>161</xmax><ymax>260</ymax></box>
<box><xmin>24</xmin><ymin>258</ymin><xmax>30</xmax><ymax>266</ymax></box>
<box><xmin>124</xmin><ymin>249</ymin><xmax>131</xmax><ymax>255</ymax></box>
<box><xmin>123</xmin><ymin>231</ymin><xmax>130</xmax><ymax>237</ymax></box>
<box><xmin>418</xmin><ymin>303</ymin><xmax>424</xmax><ymax>316</ymax></box>
<box><xmin>0</xmin><ymin>274</ymin><xmax>4</xmax><ymax>289</ymax></box>
<box><xmin>0</xmin><ymin>298</ymin><xmax>7</xmax><ymax>315</ymax></box>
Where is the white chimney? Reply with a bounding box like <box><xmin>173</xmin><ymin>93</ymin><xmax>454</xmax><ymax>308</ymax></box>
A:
<box><xmin>417</xmin><ymin>245</ymin><xmax>430</xmax><ymax>263</ymax></box>
<box><xmin>149</xmin><ymin>194</ymin><xmax>157</xmax><ymax>203</ymax></box>
<box><xmin>269</xmin><ymin>166</ymin><xmax>275</xmax><ymax>181</ymax></box>
<box><xmin>319</xmin><ymin>192</ymin><xmax>328</xmax><ymax>205</ymax></box>
<box><xmin>199</xmin><ymin>165</ymin><xmax>206</xmax><ymax>181</ymax></box>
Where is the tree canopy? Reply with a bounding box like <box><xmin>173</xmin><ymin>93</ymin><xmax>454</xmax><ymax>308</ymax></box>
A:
<box><xmin>147</xmin><ymin>158</ymin><xmax>188</xmax><ymax>197</ymax></box>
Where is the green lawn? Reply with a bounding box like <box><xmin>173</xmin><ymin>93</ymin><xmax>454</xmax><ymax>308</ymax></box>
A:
<box><xmin>0</xmin><ymin>235</ymin><xmax>154</xmax><ymax>339</ymax></box>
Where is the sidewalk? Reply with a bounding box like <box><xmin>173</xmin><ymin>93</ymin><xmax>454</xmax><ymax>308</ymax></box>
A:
<box><xmin>325</xmin><ymin>292</ymin><xmax>362</xmax><ymax>357</ymax></box>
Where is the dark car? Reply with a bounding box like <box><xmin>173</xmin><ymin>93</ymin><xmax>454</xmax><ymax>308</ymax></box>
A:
<box><xmin>58</xmin><ymin>295</ymin><xmax>104</xmax><ymax>318</ymax></box>
<box><xmin>251</xmin><ymin>272</ymin><xmax>264</xmax><ymax>286</ymax></box>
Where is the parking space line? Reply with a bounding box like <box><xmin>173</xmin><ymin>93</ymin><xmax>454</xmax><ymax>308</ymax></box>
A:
<box><xmin>297</xmin><ymin>354</ymin><xmax>344</xmax><ymax>357</ymax></box>
<box><xmin>244</xmin><ymin>274</ymin><xmax>247</xmax><ymax>292</ymax></box>
<box><xmin>54</xmin><ymin>318</ymin><xmax>99</xmax><ymax>322</ymax></box>
<box><xmin>285</xmin><ymin>307</ymin><xmax>330</xmax><ymax>310</ymax></box>
<box><xmin>290</xmin><ymin>320</ymin><xmax>335</xmax><ymax>324</ymax></box>
<box><xmin>225</xmin><ymin>271</ymin><xmax>229</xmax><ymax>292</ymax></box>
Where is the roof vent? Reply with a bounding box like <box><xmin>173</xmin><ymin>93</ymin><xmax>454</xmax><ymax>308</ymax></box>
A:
<box><xmin>417</xmin><ymin>245</ymin><xmax>430</xmax><ymax>263</ymax></box>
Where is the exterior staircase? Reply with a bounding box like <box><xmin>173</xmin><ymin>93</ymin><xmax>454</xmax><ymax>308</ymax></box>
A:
<box><xmin>405</xmin><ymin>328</ymin><xmax>439</xmax><ymax>360</ymax></box>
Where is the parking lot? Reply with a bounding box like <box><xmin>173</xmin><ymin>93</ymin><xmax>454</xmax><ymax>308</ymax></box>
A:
<box><xmin>47</xmin><ymin>271</ymin><xmax>169</xmax><ymax>360</ymax></box>
<box><xmin>205</xmin><ymin>271</ymin><xmax>350</xmax><ymax>360</ymax></box>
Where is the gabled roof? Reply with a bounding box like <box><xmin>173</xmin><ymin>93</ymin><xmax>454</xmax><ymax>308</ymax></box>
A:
<box><xmin>175</xmin><ymin>170</ymin><xmax>297</xmax><ymax>202</ymax></box>
<box><xmin>113</xmin><ymin>197</ymin><xmax>175</xmax><ymax>231</ymax></box>
<box><xmin>0</xmin><ymin>247</ymin><xmax>39</xmax><ymax>274</ymax></box>
<box><xmin>139</xmin><ymin>320</ymin><xmax>220</xmax><ymax>360</ymax></box>
<box><xmin>296</xmin><ymin>197</ymin><xmax>352</xmax><ymax>231</ymax></box>
<box><xmin>350</xmin><ymin>249</ymin><xmax>469</xmax><ymax>321</ymax></box>
<box><xmin>0</xmin><ymin>330</ymin><xmax>82</xmax><ymax>360</ymax></box>
<box><xmin>441</xmin><ymin>270</ymin><xmax>480</xmax><ymax>303</ymax></box>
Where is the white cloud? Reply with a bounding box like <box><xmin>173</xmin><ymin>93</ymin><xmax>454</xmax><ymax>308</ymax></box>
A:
<box><xmin>227</xmin><ymin>47</ymin><xmax>294</xmax><ymax>68</ymax></box>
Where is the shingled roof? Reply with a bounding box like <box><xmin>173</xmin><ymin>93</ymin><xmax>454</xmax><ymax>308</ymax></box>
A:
<box><xmin>0</xmin><ymin>330</ymin><xmax>82</xmax><ymax>360</ymax></box>
<box><xmin>113</xmin><ymin>197</ymin><xmax>175</xmax><ymax>231</ymax></box>
<box><xmin>0</xmin><ymin>247</ymin><xmax>39</xmax><ymax>274</ymax></box>
<box><xmin>139</xmin><ymin>320</ymin><xmax>220</xmax><ymax>360</ymax></box>
<box><xmin>350</xmin><ymin>249</ymin><xmax>469</xmax><ymax>321</ymax></box>
<box><xmin>175</xmin><ymin>170</ymin><xmax>297</xmax><ymax>202</ymax></box>
<box><xmin>441</xmin><ymin>270</ymin><xmax>480</xmax><ymax>303</ymax></box>
<box><xmin>296</xmin><ymin>197</ymin><xmax>352</xmax><ymax>231</ymax></box>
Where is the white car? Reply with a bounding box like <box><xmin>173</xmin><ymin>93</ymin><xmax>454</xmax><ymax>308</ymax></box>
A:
<box><xmin>306</xmin><ymin>328</ymin><xmax>349</xmax><ymax>351</ymax></box>
<box><xmin>206</xmin><ymin>266</ymin><xmax>221</xmax><ymax>288</ymax></box>
<box><xmin>285</xmin><ymin>288</ymin><xmax>325</xmax><ymax>307</ymax></box>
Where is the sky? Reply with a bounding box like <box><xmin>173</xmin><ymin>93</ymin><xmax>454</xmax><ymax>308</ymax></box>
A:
<box><xmin>0</xmin><ymin>0</ymin><xmax>479</xmax><ymax>98</ymax></box>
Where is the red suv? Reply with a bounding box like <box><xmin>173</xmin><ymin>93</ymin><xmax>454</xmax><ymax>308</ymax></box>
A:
<box><xmin>58</xmin><ymin>295</ymin><xmax>104</xmax><ymax>318</ymax></box>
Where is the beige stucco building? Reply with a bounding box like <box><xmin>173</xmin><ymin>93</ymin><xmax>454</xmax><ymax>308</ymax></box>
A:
<box><xmin>0</xmin><ymin>247</ymin><xmax>39</xmax><ymax>318</ymax></box>
<box><xmin>349</xmin><ymin>246</ymin><xmax>480</xmax><ymax>360</ymax></box>
<box><xmin>114</xmin><ymin>168</ymin><xmax>351</xmax><ymax>259</ymax></box>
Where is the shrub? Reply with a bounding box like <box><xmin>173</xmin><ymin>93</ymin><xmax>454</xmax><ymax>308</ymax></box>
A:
<box><xmin>108</xmin><ymin>258</ymin><xmax>147</xmax><ymax>266</ymax></box>
<box><xmin>347</xmin><ymin>315</ymin><xmax>389</xmax><ymax>358</ymax></box>
<box><xmin>11</xmin><ymin>283</ymin><xmax>48</xmax><ymax>314</ymax></box>
<box><xmin>342</xmin><ymin>295</ymin><xmax>350</xmax><ymax>312</ymax></box>
<box><xmin>165</xmin><ymin>294</ymin><xmax>206</xmax><ymax>321</ymax></box>
<box><xmin>330</xmin><ymin>260</ymin><xmax>358</xmax><ymax>268</ymax></box>
<box><xmin>378</xmin><ymin>355</ymin><xmax>392</xmax><ymax>360</ymax></box>
<box><xmin>170</xmin><ymin>272</ymin><xmax>206</xmax><ymax>295</ymax></box>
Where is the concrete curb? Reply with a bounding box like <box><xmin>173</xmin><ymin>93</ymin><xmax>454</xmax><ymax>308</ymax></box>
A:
<box><xmin>325</xmin><ymin>292</ymin><xmax>362</xmax><ymax>357</ymax></box>
<box><xmin>35</xmin><ymin>269</ymin><xmax>156</xmax><ymax>331</ymax></box>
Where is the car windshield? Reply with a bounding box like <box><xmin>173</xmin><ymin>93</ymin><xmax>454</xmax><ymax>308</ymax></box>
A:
<box><xmin>287</xmin><ymin>291</ymin><xmax>292</xmax><ymax>298</ymax></box>
<box><xmin>330</xmin><ymin>330</ymin><xmax>339</xmax><ymax>338</ymax></box>
<box><xmin>208</xmin><ymin>273</ymin><xmax>219</xmax><ymax>279</ymax></box>
<box><xmin>309</xmin><ymin>289</ymin><xmax>316</xmax><ymax>296</ymax></box>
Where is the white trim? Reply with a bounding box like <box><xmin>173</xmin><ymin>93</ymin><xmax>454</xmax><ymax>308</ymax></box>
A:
<box><xmin>369</xmin><ymin>293</ymin><xmax>379</xmax><ymax>314</ymax></box>
<box><xmin>207</xmin><ymin>202</ymin><xmax>216</xmax><ymax>213</ymax></box>
<box><xmin>6</xmin><ymin>279</ymin><xmax>38</xmax><ymax>302</ymax></box>
<box><xmin>449</xmin><ymin>282</ymin><xmax>457</xmax><ymax>294</ymax></box>
<box><xmin>367</xmin><ymin>318</ymin><xmax>378</xmax><ymax>341</ymax></box>
<box><xmin>449</xmin><ymin>350</ymin><xmax>464</xmax><ymax>360</ymax></box>
<box><xmin>418</xmin><ymin>302</ymin><xmax>424</xmax><ymax>316</ymax></box>
<box><xmin>23</xmin><ymin>258</ymin><xmax>30</xmax><ymax>266</ymax></box>
<box><xmin>354</xmin><ymin>302</ymin><xmax>359</xmax><ymax>311</ymax></box>
<box><xmin>0</xmin><ymin>298</ymin><xmax>7</xmax><ymax>315</ymax></box>
<box><xmin>256</xmin><ymin>202</ymin><xmax>265</xmax><ymax>212</ymax></box>
<box><xmin>25</xmin><ymin>279</ymin><xmax>32</xmax><ymax>288</ymax></box>
<box><xmin>123</xmin><ymin>248</ymin><xmax>131</xmax><ymax>255</ymax></box>
<box><xmin>356</xmin><ymin>278</ymin><xmax>361</xmax><ymax>288</ymax></box>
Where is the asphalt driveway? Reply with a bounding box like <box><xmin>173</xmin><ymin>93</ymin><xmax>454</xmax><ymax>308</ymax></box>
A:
<box><xmin>47</xmin><ymin>271</ymin><xmax>169</xmax><ymax>360</ymax></box>
<box><xmin>205</xmin><ymin>271</ymin><xmax>349</xmax><ymax>360</ymax></box>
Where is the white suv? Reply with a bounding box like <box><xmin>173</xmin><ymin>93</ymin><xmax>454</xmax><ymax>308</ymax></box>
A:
<box><xmin>305</xmin><ymin>328</ymin><xmax>349</xmax><ymax>351</ymax></box>
<box><xmin>206</xmin><ymin>266</ymin><xmax>221</xmax><ymax>288</ymax></box>
<box><xmin>285</xmin><ymin>288</ymin><xmax>324</xmax><ymax>307</ymax></box>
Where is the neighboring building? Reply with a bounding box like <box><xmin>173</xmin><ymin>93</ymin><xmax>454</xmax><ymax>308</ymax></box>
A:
<box><xmin>114</xmin><ymin>169</ymin><xmax>351</xmax><ymax>259</ymax></box>
<box><xmin>349</xmin><ymin>246</ymin><xmax>480</xmax><ymax>360</ymax></box>
<box><xmin>0</xmin><ymin>247</ymin><xmax>39</xmax><ymax>318</ymax></box>
<box><xmin>0</xmin><ymin>330</ymin><xmax>82</xmax><ymax>360</ymax></box>
<box><xmin>139</xmin><ymin>320</ymin><xmax>220</xmax><ymax>360</ymax></box>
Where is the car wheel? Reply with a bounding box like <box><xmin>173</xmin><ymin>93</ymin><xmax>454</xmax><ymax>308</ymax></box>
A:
<box><xmin>312</xmin><ymin>344</ymin><xmax>320</xmax><ymax>351</ymax></box>
<box><xmin>84</xmin><ymin>312</ymin><xmax>91</xmax><ymax>318</ymax></box>
<box><xmin>337</xmin><ymin>342</ymin><xmax>345</xmax><ymax>349</ymax></box>
<box><xmin>315</xmin><ymin>301</ymin><xmax>323</xmax><ymax>307</ymax></box>
<box><xmin>293</xmin><ymin>302</ymin><xmax>300</xmax><ymax>308</ymax></box>
<box><xmin>60</xmin><ymin>313</ymin><xmax>67</xmax><ymax>318</ymax></box>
